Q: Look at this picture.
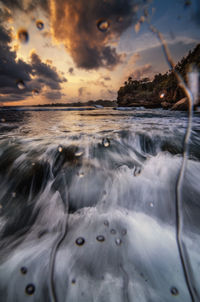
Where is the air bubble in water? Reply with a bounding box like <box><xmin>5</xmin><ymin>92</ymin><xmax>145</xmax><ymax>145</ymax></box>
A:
<box><xmin>16</xmin><ymin>80</ymin><xmax>25</xmax><ymax>90</ymax></box>
<box><xmin>96</xmin><ymin>235</ymin><xmax>105</xmax><ymax>242</ymax></box>
<box><xmin>170</xmin><ymin>287</ymin><xmax>179</xmax><ymax>296</ymax></box>
<box><xmin>25</xmin><ymin>284</ymin><xmax>35</xmax><ymax>295</ymax></box>
<box><xmin>115</xmin><ymin>238</ymin><xmax>122</xmax><ymax>246</ymax></box>
<box><xmin>75</xmin><ymin>237</ymin><xmax>85</xmax><ymax>246</ymax></box>
<box><xmin>102</xmin><ymin>138</ymin><xmax>110</xmax><ymax>147</ymax></box>
<box><xmin>20</xmin><ymin>267</ymin><xmax>27</xmax><ymax>274</ymax></box>
<box><xmin>17</xmin><ymin>29</ymin><xmax>29</xmax><ymax>43</ymax></box>
<box><xmin>36</xmin><ymin>20</ymin><xmax>44</xmax><ymax>30</ymax></box>
<box><xmin>97</xmin><ymin>19</ymin><xmax>110</xmax><ymax>32</ymax></box>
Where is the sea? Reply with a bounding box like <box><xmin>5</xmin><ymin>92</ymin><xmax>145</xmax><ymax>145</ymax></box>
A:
<box><xmin>0</xmin><ymin>106</ymin><xmax>200</xmax><ymax>302</ymax></box>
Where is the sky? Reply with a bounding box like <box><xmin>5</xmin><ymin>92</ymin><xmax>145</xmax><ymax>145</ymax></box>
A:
<box><xmin>0</xmin><ymin>0</ymin><xmax>199</xmax><ymax>106</ymax></box>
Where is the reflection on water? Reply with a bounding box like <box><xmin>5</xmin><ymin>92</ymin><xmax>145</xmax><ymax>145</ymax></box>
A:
<box><xmin>0</xmin><ymin>107</ymin><xmax>200</xmax><ymax>302</ymax></box>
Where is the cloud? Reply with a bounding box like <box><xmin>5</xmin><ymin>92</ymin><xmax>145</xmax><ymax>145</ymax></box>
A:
<box><xmin>103</xmin><ymin>76</ymin><xmax>111</xmax><ymax>81</ymax></box>
<box><xmin>78</xmin><ymin>87</ymin><xmax>86</xmax><ymax>97</ymax></box>
<box><xmin>129</xmin><ymin>64</ymin><xmax>152</xmax><ymax>80</ymax></box>
<box><xmin>49</xmin><ymin>0</ymin><xmax>142</xmax><ymax>70</ymax></box>
<box><xmin>1</xmin><ymin>0</ymin><xmax>49</xmax><ymax>12</ymax></box>
<box><xmin>43</xmin><ymin>90</ymin><xmax>64</xmax><ymax>100</ymax></box>
<box><xmin>0</xmin><ymin>23</ymin><xmax>66</xmax><ymax>102</ymax></box>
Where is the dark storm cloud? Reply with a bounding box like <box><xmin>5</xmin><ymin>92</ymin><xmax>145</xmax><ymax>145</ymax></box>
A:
<box><xmin>49</xmin><ymin>0</ymin><xmax>144</xmax><ymax>70</ymax></box>
<box><xmin>0</xmin><ymin>0</ymin><xmax>49</xmax><ymax>12</ymax></box>
<box><xmin>44</xmin><ymin>91</ymin><xmax>63</xmax><ymax>100</ymax></box>
<box><xmin>30</xmin><ymin>52</ymin><xmax>67</xmax><ymax>90</ymax></box>
<box><xmin>0</xmin><ymin>23</ymin><xmax>66</xmax><ymax>102</ymax></box>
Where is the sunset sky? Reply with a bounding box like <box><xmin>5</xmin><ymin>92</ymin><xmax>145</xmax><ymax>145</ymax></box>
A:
<box><xmin>0</xmin><ymin>0</ymin><xmax>199</xmax><ymax>106</ymax></box>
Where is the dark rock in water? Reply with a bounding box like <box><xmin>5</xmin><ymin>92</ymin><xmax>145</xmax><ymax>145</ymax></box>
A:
<box><xmin>171</xmin><ymin>97</ymin><xmax>188</xmax><ymax>111</ymax></box>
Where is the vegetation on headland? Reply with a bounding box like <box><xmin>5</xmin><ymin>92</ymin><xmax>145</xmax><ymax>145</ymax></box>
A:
<box><xmin>117</xmin><ymin>44</ymin><xmax>200</xmax><ymax>110</ymax></box>
<box><xmin>33</xmin><ymin>99</ymin><xmax>116</xmax><ymax>108</ymax></box>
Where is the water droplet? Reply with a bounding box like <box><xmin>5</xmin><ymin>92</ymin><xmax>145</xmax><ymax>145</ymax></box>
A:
<box><xmin>171</xmin><ymin>287</ymin><xmax>179</xmax><ymax>296</ymax></box>
<box><xmin>21</xmin><ymin>267</ymin><xmax>27</xmax><ymax>274</ymax></box>
<box><xmin>75</xmin><ymin>237</ymin><xmax>85</xmax><ymax>246</ymax></box>
<box><xmin>25</xmin><ymin>284</ymin><xmax>35</xmax><ymax>295</ymax></box>
<box><xmin>58</xmin><ymin>146</ymin><xmax>63</xmax><ymax>152</ymax></box>
<box><xmin>115</xmin><ymin>238</ymin><xmax>122</xmax><ymax>246</ymax></box>
<box><xmin>32</xmin><ymin>89</ymin><xmax>39</xmax><ymax>96</ymax></box>
<box><xmin>110</xmin><ymin>229</ymin><xmax>116</xmax><ymax>235</ymax></box>
<box><xmin>104</xmin><ymin>220</ymin><xmax>109</xmax><ymax>227</ymax></box>
<box><xmin>121</xmin><ymin>229</ymin><xmax>127</xmax><ymax>236</ymax></box>
<box><xmin>16</xmin><ymin>80</ymin><xmax>25</xmax><ymax>90</ymax></box>
<box><xmin>102</xmin><ymin>138</ymin><xmax>110</xmax><ymax>147</ymax></box>
<box><xmin>71</xmin><ymin>279</ymin><xmax>76</xmax><ymax>284</ymax></box>
<box><xmin>97</xmin><ymin>19</ymin><xmax>110</xmax><ymax>32</ymax></box>
<box><xmin>96</xmin><ymin>235</ymin><xmax>105</xmax><ymax>242</ymax></box>
<box><xmin>160</xmin><ymin>92</ymin><xmax>165</xmax><ymax>99</ymax></box>
<box><xmin>36</xmin><ymin>20</ymin><xmax>44</xmax><ymax>30</ymax></box>
<box><xmin>17</xmin><ymin>29</ymin><xmax>29</xmax><ymax>44</ymax></box>
<box><xmin>12</xmin><ymin>192</ymin><xmax>16</xmax><ymax>198</ymax></box>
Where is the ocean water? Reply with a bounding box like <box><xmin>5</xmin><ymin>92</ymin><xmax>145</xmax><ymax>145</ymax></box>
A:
<box><xmin>0</xmin><ymin>107</ymin><xmax>200</xmax><ymax>302</ymax></box>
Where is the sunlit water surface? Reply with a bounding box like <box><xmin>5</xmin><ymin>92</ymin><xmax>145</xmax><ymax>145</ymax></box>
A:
<box><xmin>0</xmin><ymin>107</ymin><xmax>200</xmax><ymax>302</ymax></box>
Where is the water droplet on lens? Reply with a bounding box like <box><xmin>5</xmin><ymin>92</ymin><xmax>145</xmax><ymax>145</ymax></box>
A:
<box><xmin>97</xmin><ymin>19</ymin><xmax>110</xmax><ymax>32</ymax></box>
<box><xmin>25</xmin><ymin>284</ymin><xmax>35</xmax><ymax>295</ymax></box>
<box><xmin>17</xmin><ymin>29</ymin><xmax>29</xmax><ymax>43</ymax></box>
<box><xmin>115</xmin><ymin>238</ymin><xmax>122</xmax><ymax>245</ymax></box>
<box><xmin>171</xmin><ymin>287</ymin><xmax>179</xmax><ymax>296</ymax></box>
<box><xmin>104</xmin><ymin>220</ymin><xmax>109</xmax><ymax>227</ymax></box>
<box><xmin>76</xmin><ymin>237</ymin><xmax>85</xmax><ymax>246</ymax></box>
<box><xmin>102</xmin><ymin>138</ymin><xmax>110</xmax><ymax>147</ymax></box>
<box><xmin>21</xmin><ymin>267</ymin><xmax>27</xmax><ymax>274</ymax></box>
<box><xmin>58</xmin><ymin>146</ymin><xmax>63</xmax><ymax>152</ymax></box>
<box><xmin>121</xmin><ymin>229</ymin><xmax>127</xmax><ymax>236</ymax></box>
<box><xmin>110</xmin><ymin>229</ymin><xmax>116</xmax><ymax>235</ymax></box>
<box><xmin>32</xmin><ymin>89</ymin><xmax>39</xmax><ymax>96</ymax></box>
<box><xmin>16</xmin><ymin>80</ymin><xmax>25</xmax><ymax>90</ymax></box>
<box><xmin>36</xmin><ymin>20</ymin><xmax>44</xmax><ymax>30</ymax></box>
<box><xmin>96</xmin><ymin>235</ymin><xmax>105</xmax><ymax>242</ymax></box>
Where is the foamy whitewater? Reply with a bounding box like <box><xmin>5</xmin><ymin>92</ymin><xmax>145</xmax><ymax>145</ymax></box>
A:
<box><xmin>0</xmin><ymin>107</ymin><xmax>200</xmax><ymax>301</ymax></box>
